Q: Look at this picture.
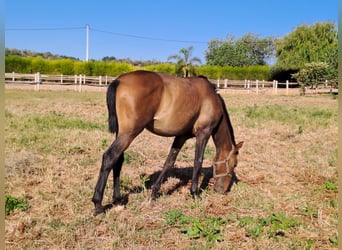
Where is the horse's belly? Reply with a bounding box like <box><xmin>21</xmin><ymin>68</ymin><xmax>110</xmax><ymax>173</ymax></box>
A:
<box><xmin>146</xmin><ymin>115</ymin><xmax>194</xmax><ymax>137</ymax></box>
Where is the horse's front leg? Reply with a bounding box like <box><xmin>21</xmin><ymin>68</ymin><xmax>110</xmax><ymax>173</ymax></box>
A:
<box><xmin>191</xmin><ymin>132</ymin><xmax>210</xmax><ymax>196</ymax></box>
<box><xmin>151</xmin><ymin>136</ymin><xmax>188</xmax><ymax>201</ymax></box>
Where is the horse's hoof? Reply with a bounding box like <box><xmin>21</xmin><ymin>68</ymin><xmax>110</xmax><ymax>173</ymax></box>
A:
<box><xmin>93</xmin><ymin>206</ymin><xmax>106</xmax><ymax>216</ymax></box>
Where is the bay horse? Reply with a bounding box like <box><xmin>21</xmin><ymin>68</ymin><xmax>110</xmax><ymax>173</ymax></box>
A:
<box><xmin>92</xmin><ymin>70</ymin><xmax>243</xmax><ymax>215</ymax></box>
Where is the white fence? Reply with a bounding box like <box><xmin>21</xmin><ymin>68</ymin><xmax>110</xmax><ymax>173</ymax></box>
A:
<box><xmin>213</xmin><ymin>78</ymin><xmax>299</xmax><ymax>95</ymax></box>
<box><xmin>5</xmin><ymin>72</ymin><xmax>117</xmax><ymax>92</ymax></box>
<box><xmin>5</xmin><ymin>72</ymin><xmax>116</xmax><ymax>85</ymax></box>
<box><xmin>5</xmin><ymin>72</ymin><xmax>335</xmax><ymax>95</ymax></box>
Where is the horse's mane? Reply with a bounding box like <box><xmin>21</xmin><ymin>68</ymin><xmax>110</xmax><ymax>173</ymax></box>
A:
<box><xmin>217</xmin><ymin>93</ymin><xmax>236</xmax><ymax>146</ymax></box>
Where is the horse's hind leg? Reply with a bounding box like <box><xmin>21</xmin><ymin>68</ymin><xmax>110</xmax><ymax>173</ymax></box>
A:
<box><xmin>151</xmin><ymin>135</ymin><xmax>188</xmax><ymax>201</ymax></box>
<box><xmin>92</xmin><ymin>133</ymin><xmax>136</xmax><ymax>215</ymax></box>
<box><xmin>112</xmin><ymin>153</ymin><xmax>124</xmax><ymax>203</ymax></box>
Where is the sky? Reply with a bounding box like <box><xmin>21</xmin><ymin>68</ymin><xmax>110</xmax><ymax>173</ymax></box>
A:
<box><xmin>5</xmin><ymin>0</ymin><xmax>338</xmax><ymax>63</ymax></box>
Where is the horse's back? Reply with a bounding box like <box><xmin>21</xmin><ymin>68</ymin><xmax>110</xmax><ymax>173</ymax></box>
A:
<box><xmin>151</xmin><ymin>73</ymin><xmax>222</xmax><ymax>136</ymax></box>
<box><xmin>113</xmin><ymin>70</ymin><xmax>222</xmax><ymax>137</ymax></box>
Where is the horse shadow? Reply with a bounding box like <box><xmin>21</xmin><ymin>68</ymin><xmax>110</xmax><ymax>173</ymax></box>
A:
<box><xmin>101</xmin><ymin>165</ymin><xmax>239</xmax><ymax>213</ymax></box>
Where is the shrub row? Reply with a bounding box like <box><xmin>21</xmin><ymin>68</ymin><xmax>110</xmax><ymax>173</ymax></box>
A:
<box><xmin>5</xmin><ymin>55</ymin><xmax>272</xmax><ymax>80</ymax></box>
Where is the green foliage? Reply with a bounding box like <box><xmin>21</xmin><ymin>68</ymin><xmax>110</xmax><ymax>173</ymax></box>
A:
<box><xmin>275</xmin><ymin>22</ymin><xmax>337</xmax><ymax>69</ymax></box>
<box><xmin>144</xmin><ymin>63</ymin><xmax>175</xmax><ymax>74</ymax></box>
<box><xmin>5</xmin><ymin>55</ymin><xmax>32</xmax><ymax>73</ymax></box>
<box><xmin>324</xmin><ymin>180</ymin><xmax>337</xmax><ymax>191</ymax></box>
<box><xmin>5</xmin><ymin>56</ymin><xmax>134</xmax><ymax>76</ymax></box>
<box><xmin>197</xmin><ymin>65</ymin><xmax>271</xmax><ymax>80</ymax></box>
<box><xmin>168</xmin><ymin>46</ymin><xmax>202</xmax><ymax>77</ymax></box>
<box><xmin>164</xmin><ymin>209</ymin><xmax>225</xmax><ymax>243</ymax></box>
<box><xmin>165</xmin><ymin>209</ymin><xmax>188</xmax><ymax>226</ymax></box>
<box><xmin>238</xmin><ymin>213</ymin><xmax>301</xmax><ymax>239</ymax></box>
<box><xmin>292</xmin><ymin>62</ymin><xmax>332</xmax><ymax>89</ymax></box>
<box><xmin>5</xmin><ymin>195</ymin><xmax>29</xmax><ymax>215</ymax></box>
<box><xmin>206</xmin><ymin>33</ymin><xmax>274</xmax><ymax>67</ymax></box>
<box><xmin>274</xmin><ymin>22</ymin><xmax>337</xmax><ymax>82</ymax></box>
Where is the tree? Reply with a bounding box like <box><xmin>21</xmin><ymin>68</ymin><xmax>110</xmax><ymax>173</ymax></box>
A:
<box><xmin>205</xmin><ymin>33</ymin><xmax>275</xmax><ymax>67</ymax></box>
<box><xmin>274</xmin><ymin>22</ymin><xmax>337</xmax><ymax>70</ymax></box>
<box><xmin>292</xmin><ymin>62</ymin><xmax>329</xmax><ymax>94</ymax></box>
<box><xmin>167</xmin><ymin>46</ymin><xmax>202</xmax><ymax>77</ymax></box>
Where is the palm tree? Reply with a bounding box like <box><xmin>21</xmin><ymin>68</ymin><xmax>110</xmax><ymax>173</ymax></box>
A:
<box><xmin>167</xmin><ymin>46</ymin><xmax>202</xmax><ymax>77</ymax></box>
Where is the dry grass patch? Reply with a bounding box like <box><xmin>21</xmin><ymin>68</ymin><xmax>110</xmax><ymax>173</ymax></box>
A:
<box><xmin>5</xmin><ymin>89</ymin><xmax>337</xmax><ymax>249</ymax></box>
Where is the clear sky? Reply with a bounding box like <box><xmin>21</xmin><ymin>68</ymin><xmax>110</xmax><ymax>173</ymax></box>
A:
<box><xmin>5</xmin><ymin>0</ymin><xmax>338</xmax><ymax>63</ymax></box>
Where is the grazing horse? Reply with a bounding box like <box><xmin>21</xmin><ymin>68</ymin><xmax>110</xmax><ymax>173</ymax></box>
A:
<box><xmin>92</xmin><ymin>70</ymin><xmax>243</xmax><ymax>215</ymax></box>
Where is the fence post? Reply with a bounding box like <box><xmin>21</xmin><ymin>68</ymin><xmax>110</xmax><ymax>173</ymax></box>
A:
<box><xmin>60</xmin><ymin>74</ymin><xmax>63</xmax><ymax>84</ymax></box>
<box><xmin>244</xmin><ymin>79</ymin><xmax>247</xmax><ymax>89</ymax></box>
<box><xmin>12</xmin><ymin>72</ymin><xmax>15</xmax><ymax>82</ymax></box>
<box><xmin>247</xmin><ymin>80</ymin><xmax>250</xmax><ymax>94</ymax></box>
<box><xmin>35</xmin><ymin>72</ymin><xmax>40</xmax><ymax>91</ymax></box>
<box><xmin>256</xmin><ymin>80</ymin><xmax>259</xmax><ymax>94</ymax></box>
<box><xmin>79</xmin><ymin>74</ymin><xmax>82</xmax><ymax>92</ymax></box>
<box><xmin>217</xmin><ymin>79</ymin><xmax>220</xmax><ymax>88</ymax></box>
<box><xmin>224</xmin><ymin>79</ymin><xmax>228</xmax><ymax>88</ymax></box>
<box><xmin>99</xmin><ymin>75</ymin><xmax>102</xmax><ymax>85</ymax></box>
<box><xmin>262</xmin><ymin>80</ymin><xmax>265</xmax><ymax>88</ymax></box>
<box><xmin>286</xmin><ymin>80</ymin><xmax>289</xmax><ymax>95</ymax></box>
<box><xmin>275</xmin><ymin>81</ymin><xmax>278</xmax><ymax>95</ymax></box>
<box><xmin>105</xmin><ymin>75</ymin><xmax>108</xmax><ymax>85</ymax></box>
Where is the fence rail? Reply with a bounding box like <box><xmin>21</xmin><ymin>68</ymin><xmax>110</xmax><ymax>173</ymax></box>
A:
<box><xmin>5</xmin><ymin>72</ymin><xmax>117</xmax><ymax>85</ymax></box>
<box><xmin>5</xmin><ymin>72</ymin><xmax>337</xmax><ymax>95</ymax></box>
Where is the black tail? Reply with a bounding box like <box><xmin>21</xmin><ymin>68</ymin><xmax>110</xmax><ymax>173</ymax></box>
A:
<box><xmin>106</xmin><ymin>79</ymin><xmax>119</xmax><ymax>134</ymax></box>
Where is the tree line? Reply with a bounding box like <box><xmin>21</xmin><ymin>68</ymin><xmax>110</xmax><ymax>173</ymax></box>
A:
<box><xmin>5</xmin><ymin>22</ymin><xmax>337</xmax><ymax>84</ymax></box>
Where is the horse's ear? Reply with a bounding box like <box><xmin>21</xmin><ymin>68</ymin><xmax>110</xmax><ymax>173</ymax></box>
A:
<box><xmin>236</xmin><ymin>141</ymin><xmax>244</xmax><ymax>151</ymax></box>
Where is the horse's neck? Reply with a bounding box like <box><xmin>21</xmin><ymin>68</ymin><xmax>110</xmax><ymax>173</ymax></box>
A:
<box><xmin>212</xmin><ymin>113</ymin><xmax>234</xmax><ymax>160</ymax></box>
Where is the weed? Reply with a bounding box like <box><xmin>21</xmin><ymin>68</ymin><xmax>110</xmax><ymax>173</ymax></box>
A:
<box><xmin>47</xmin><ymin>219</ymin><xmax>65</xmax><ymax>230</ymax></box>
<box><xmin>120</xmin><ymin>175</ymin><xmax>133</xmax><ymax>191</ymax></box>
<box><xmin>124</xmin><ymin>151</ymin><xmax>146</xmax><ymax>166</ymax></box>
<box><xmin>139</xmin><ymin>173</ymin><xmax>150</xmax><ymax>191</ymax></box>
<box><xmin>238</xmin><ymin>213</ymin><xmax>301</xmax><ymax>239</ymax></box>
<box><xmin>165</xmin><ymin>209</ymin><xmax>188</xmax><ymax>226</ymax></box>
<box><xmin>299</xmin><ymin>204</ymin><xmax>318</xmax><ymax>218</ymax></box>
<box><xmin>5</xmin><ymin>195</ymin><xmax>29</xmax><ymax>216</ymax></box>
<box><xmin>101</xmin><ymin>138</ymin><xmax>108</xmax><ymax>149</ymax></box>
<box><xmin>164</xmin><ymin>209</ymin><xmax>225</xmax><ymax>243</ymax></box>
<box><xmin>329</xmin><ymin>235</ymin><xmax>338</xmax><ymax>246</ymax></box>
<box><xmin>324</xmin><ymin>180</ymin><xmax>337</xmax><ymax>191</ymax></box>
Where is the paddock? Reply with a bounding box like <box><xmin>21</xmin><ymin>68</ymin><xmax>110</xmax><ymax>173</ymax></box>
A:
<box><xmin>4</xmin><ymin>86</ymin><xmax>338</xmax><ymax>249</ymax></box>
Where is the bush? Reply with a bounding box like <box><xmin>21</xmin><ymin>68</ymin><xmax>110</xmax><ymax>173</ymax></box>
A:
<box><xmin>5</xmin><ymin>55</ymin><xmax>271</xmax><ymax>80</ymax></box>
<box><xmin>198</xmin><ymin>65</ymin><xmax>271</xmax><ymax>80</ymax></box>
<box><xmin>5</xmin><ymin>55</ymin><xmax>32</xmax><ymax>73</ymax></box>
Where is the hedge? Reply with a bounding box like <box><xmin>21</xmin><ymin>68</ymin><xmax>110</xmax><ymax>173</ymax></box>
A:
<box><xmin>5</xmin><ymin>55</ymin><xmax>272</xmax><ymax>80</ymax></box>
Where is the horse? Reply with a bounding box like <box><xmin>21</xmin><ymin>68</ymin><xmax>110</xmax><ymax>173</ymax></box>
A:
<box><xmin>92</xmin><ymin>70</ymin><xmax>243</xmax><ymax>215</ymax></box>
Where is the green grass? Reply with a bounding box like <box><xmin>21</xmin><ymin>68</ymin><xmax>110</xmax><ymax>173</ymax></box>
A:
<box><xmin>241</xmin><ymin>104</ymin><xmax>336</xmax><ymax>127</ymax></box>
<box><xmin>6</xmin><ymin>110</ymin><xmax>106</xmax><ymax>131</ymax></box>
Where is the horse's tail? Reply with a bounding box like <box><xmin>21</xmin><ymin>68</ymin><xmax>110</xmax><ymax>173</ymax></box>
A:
<box><xmin>106</xmin><ymin>79</ymin><xmax>119</xmax><ymax>134</ymax></box>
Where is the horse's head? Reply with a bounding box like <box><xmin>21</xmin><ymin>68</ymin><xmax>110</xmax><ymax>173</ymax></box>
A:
<box><xmin>213</xmin><ymin>141</ymin><xmax>243</xmax><ymax>193</ymax></box>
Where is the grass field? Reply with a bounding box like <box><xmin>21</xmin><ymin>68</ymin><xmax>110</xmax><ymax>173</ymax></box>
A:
<box><xmin>5</xmin><ymin>88</ymin><xmax>338</xmax><ymax>249</ymax></box>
